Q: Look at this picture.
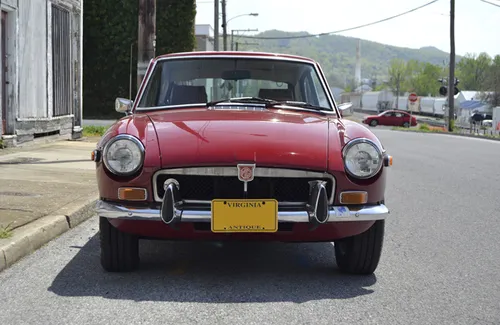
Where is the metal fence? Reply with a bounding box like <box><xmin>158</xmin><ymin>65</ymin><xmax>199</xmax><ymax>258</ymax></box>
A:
<box><xmin>52</xmin><ymin>5</ymin><xmax>72</xmax><ymax>117</ymax></box>
<box><xmin>455</xmin><ymin>125</ymin><xmax>500</xmax><ymax>138</ymax></box>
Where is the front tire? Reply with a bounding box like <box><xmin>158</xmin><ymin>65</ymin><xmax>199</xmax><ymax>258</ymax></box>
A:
<box><xmin>100</xmin><ymin>217</ymin><xmax>140</xmax><ymax>272</ymax></box>
<box><xmin>370</xmin><ymin>120</ymin><xmax>378</xmax><ymax>127</ymax></box>
<box><xmin>334</xmin><ymin>220</ymin><xmax>385</xmax><ymax>275</ymax></box>
<box><xmin>403</xmin><ymin>121</ymin><xmax>410</xmax><ymax>128</ymax></box>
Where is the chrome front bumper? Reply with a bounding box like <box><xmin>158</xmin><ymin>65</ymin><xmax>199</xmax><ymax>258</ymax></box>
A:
<box><xmin>96</xmin><ymin>200</ymin><xmax>389</xmax><ymax>223</ymax></box>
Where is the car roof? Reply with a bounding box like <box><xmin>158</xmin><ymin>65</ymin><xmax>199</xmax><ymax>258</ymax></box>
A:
<box><xmin>154</xmin><ymin>51</ymin><xmax>317</xmax><ymax>63</ymax></box>
<box><xmin>384</xmin><ymin>109</ymin><xmax>409</xmax><ymax>114</ymax></box>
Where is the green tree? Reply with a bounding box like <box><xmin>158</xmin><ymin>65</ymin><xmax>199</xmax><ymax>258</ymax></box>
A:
<box><xmin>83</xmin><ymin>0</ymin><xmax>196</xmax><ymax>119</ymax></box>
<box><xmin>156</xmin><ymin>1</ymin><xmax>196</xmax><ymax>55</ymax></box>
<box><xmin>455</xmin><ymin>52</ymin><xmax>492</xmax><ymax>90</ymax></box>
<box><xmin>387</xmin><ymin>58</ymin><xmax>407</xmax><ymax>108</ymax></box>
<box><xmin>83</xmin><ymin>0</ymin><xmax>138</xmax><ymax>119</ymax></box>
<box><xmin>483</xmin><ymin>55</ymin><xmax>500</xmax><ymax>107</ymax></box>
<box><xmin>404</xmin><ymin>61</ymin><xmax>442</xmax><ymax>97</ymax></box>
<box><xmin>404</xmin><ymin>60</ymin><xmax>422</xmax><ymax>94</ymax></box>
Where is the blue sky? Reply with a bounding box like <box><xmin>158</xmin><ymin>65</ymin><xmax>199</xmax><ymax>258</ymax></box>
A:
<box><xmin>195</xmin><ymin>0</ymin><xmax>500</xmax><ymax>57</ymax></box>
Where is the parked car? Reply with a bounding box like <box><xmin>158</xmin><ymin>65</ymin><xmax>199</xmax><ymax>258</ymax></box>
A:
<box><xmin>482</xmin><ymin>119</ymin><xmax>493</xmax><ymax>128</ymax></box>
<box><xmin>93</xmin><ymin>51</ymin><xmax>393</xmax><ymax>275</ymax></box>
<box><xmin>469</xmin><ymin>113</ymin><xmax>493</xmax><ymax>125</ymax></box>
<box><xmin>363</xmin><ymin>110</ymin><xmax>417</xmax><ymax>127</ymax></box>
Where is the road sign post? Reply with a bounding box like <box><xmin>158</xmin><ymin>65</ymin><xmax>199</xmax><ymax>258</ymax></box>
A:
<box><xmin>408</xmin><ymin>93</ymin><xmax>418</xmax><ymax>127</ymax></box>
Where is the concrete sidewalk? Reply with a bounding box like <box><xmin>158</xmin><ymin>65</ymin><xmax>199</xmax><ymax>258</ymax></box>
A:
<box><xmin>0</xmin><ymin>137</ymin><xmax>100</xmax><ymax>272</ymax></box>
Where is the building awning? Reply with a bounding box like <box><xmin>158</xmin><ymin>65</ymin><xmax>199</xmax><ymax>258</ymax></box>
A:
<box><xmin>459</xmin><ymin>100</ymin><xmax>490</xmax><ymax>112</ymax></box>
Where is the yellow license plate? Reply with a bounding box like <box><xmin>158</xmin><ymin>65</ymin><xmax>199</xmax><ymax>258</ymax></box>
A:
<box><xmin>211</xmin><ymin>199</ymin><xmax>278</xmax><ymax>233</ymax></box>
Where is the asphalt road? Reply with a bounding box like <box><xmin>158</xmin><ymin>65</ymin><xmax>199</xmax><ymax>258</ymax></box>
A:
<box><xmin>1</xmin><ymin>129</ymin><xmax>499</xmax><ymax>325</ymax></box>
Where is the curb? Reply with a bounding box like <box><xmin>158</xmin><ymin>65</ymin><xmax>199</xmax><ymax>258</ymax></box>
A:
<box><xmin>391</xmin><ymin>129</ymin><xmax>500</xmax><ymax>142</ymax></box>
<box><xmin>0</xmin><ymin>196</ymin><xmax>98</xmax><ymax>272</ymax></box>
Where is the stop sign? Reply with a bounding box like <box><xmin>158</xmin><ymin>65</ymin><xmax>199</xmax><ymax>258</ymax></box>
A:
<box><xmin>408</xmin><ymin>93</ymin><xmax>418</xmax><ymax>102</ymax></box>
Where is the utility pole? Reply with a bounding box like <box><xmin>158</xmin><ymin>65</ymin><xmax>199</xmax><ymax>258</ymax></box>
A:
<box><xmin>214</xmin><ymin>0</ymin><xmax>219</xmax><ymax>50</ymax></box>
<box><xmin>447</xmin><ymin>0</ymin><xmax>455</xmax><ymax>132</ymax></box>
<box><xmin>231</xmin><ymin>30</ymin><xmax>235</xmax><ymax>51</ymax></box>
<box><xmin>137</xmin><ymin>0</ymin><xmax>156</xmax><ymax>89</ymax></box>
<box><xmin>221</xmin><ymin>0</ymin><xmax>227</xmax><ymax>50</ymax></box>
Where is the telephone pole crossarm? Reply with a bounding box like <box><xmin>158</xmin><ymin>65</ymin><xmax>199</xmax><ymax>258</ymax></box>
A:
<box><xmin>231</xmin><ymin>28</ymin><xmax>258</xmax><ymax>51</ymax></box>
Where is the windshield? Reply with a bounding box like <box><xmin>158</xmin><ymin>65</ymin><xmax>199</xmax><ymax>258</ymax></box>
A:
<box><xmin>136</xmin><ymin>57</ymin><xmax>333</xmax><ymax>110</ymax></box>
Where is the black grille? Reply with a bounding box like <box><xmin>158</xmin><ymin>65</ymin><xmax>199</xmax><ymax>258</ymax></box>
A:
<box><xmin>155</xmin><ymin>174</ymin><xmax>333</xmax><ymax>202</ymax></box>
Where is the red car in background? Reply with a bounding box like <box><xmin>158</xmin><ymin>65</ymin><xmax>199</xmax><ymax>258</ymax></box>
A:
<box><xmin>363</xmin><ymin>110</ymin><xmax>417</xmax><ymax>127</ymax></box>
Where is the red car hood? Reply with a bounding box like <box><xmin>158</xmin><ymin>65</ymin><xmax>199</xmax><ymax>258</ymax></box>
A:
<box><xmin>146</xmin><ymin>107</ymin><xmax>333</xmax><ymax>171</ymax></box>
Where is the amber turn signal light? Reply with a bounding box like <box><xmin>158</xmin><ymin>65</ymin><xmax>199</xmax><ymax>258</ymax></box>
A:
<box><xmin>384</xmin><ymin>155</ymin><xmax>393</xmax><ymax>167</ymax></box>
<box><xmin>91</xmin><ymin>149</ymin><xmax>101</xmax><ymax>162</ymax></box>
<box><xmin>118</xmin><ymin>187</ymin><xmax>148</xmax><ymax>201</ymax></box>
<box><xmin>339</xmin><ymin>191</ymin><xmax>368</xmax><ymax>205</ymax></box>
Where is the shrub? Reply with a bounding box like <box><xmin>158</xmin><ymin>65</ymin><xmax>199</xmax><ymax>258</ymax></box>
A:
<box><xmin>418</xmin><ymin>123</ymin><xmax>430</xmax><ymax>131</ymax></box>
<box><xmin>83</xmin><ymin>0</ymin><xmax>196</xmax><ymax>119</ymax></box>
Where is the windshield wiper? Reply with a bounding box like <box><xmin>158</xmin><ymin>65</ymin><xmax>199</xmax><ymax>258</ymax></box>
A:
<box><xmin>206</xmin><ymin>98</ymin><xmax>336</xmax><ymax>115</ymax></box>
<box><xmin>273</xmin><ymin>101</ymin><xmax>330</xmax><ymax>111</ymax></box>
<box><xmin>206</xmin><ymin>97</ymin><xmax>280</xmax><ymax>106</ymax></box>
<box><xmin>265</xmin><ymin>101</ymin><xmax>337</xmax><ymax>116</ymax></box>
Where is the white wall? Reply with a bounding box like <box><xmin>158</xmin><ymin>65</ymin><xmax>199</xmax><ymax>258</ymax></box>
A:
<box><xmin>420</xmin><ymin>97</ymin><xmax>435</xmax><ymax>114</ymax></box>
<box><xmin>0</xmin><ymin>1</ymin><xmax>18</xmax><ymax>135</ymax></box>
<box><xmin>493</xmin><ymin>107</ymin><xmax>500</xmax><ymax>131</ymax></box>
<box><xmin>361</xmin><ymin>92</ymin><xmax>380</xmax><ymax>111</ymax></box>
<box><xmin>18</xmin><ymin>0</ymin><xmax>47</xmax><ymax>118</ymax></box>
<box><xmin>395</xmin><ymin>97</ymin><xmax>408</xmax><ymax>111</ymax></box>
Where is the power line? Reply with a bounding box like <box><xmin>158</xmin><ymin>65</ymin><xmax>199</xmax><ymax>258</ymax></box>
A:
<box><xmin>235</xmin><ymin>0</ymin><xmax>440</xmax><ymax>40</ymax></box>
<box><xmin>480</xmin><ymin>0</ymin><xmax>500</xmax><ymax>7</ymax></box>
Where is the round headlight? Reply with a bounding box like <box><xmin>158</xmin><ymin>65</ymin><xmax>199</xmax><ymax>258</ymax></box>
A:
<box><xmin>103</xmin><ymin>134</ymin><xmax>145</xmax><ymax>176</ymax></box>
<box><xmin>342</xmin><ymin>138</ymin><xmax>383</xmax><ymax>179</ymax></box>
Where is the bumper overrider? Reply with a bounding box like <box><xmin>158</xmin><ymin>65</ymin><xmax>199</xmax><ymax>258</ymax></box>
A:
<box><xmin>96</xmin><ymin>179</ymin><xmax>390</xmax><ymax>226</ymax></box>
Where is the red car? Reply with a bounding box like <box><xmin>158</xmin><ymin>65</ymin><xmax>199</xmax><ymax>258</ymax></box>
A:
<box><xmin>363</xmin><ymin>110</ymin><xmax>417</xmax><ymax>127</ymax></box>
<box><xmin>93</xmin><ymin>51</ymin><xmax>393</xmax><ymax>275</ymax></box>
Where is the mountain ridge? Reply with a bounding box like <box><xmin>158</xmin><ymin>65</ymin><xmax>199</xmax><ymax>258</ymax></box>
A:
<box><xmin>236</xmin><ymin>30</ymin><xmax>460</xmax><ymax>88</ymax></box>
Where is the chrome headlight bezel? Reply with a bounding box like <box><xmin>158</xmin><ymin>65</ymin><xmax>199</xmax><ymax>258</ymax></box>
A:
<box><xmin>342</xmin><ymin>138</ymin><xmax>384</xmax><ymax>179</ymax></box>
<box><xmin>102</xmin><ymin>134</ymin><xmax>145</xmax><ymax>176</ymax></box>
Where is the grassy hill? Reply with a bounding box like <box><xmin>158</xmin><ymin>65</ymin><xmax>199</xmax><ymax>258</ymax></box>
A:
<box><xmin>235</xmin><ymin>30</ymin><xmax>459</xmax><ymax>89</ymax></box>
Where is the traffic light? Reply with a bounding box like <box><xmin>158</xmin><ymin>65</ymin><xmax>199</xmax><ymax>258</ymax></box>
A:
<box><xmin>437</xmin><ymin>78</ymin><xmax>460</xmax><ymax>97</ymax></box>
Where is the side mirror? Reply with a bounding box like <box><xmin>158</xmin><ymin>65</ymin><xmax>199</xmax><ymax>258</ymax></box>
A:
<box><xmin>338</xmin><ymin>102</ymin><xmax>353</xmax><ymax>117</ymax></box>
<box><xmin>115</xmin><ymin>98</ymin><xmax>132</xmax><ymax>115</ymax></box>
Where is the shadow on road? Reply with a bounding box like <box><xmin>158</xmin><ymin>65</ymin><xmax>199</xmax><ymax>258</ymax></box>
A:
<box><xmin>48</xmin><ymin>234</ymin><xmax>377</xmax><ymax>303</ymax></box>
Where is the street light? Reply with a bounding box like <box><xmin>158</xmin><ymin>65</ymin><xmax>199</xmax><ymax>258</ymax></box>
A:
<box><xmin>227</xmin><ymin>12</ymin><xmax>259</xmax><ymax>24</ymax></box>
<box><xmin>223</xmin><ymin>12</ymin><xmax>258</xmax><ymax>50</ymax></box>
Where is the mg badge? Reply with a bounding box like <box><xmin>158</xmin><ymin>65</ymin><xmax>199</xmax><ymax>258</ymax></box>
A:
<box><xmin>237</xmin><ymin>163</ymin><xmax>255</xmax><ymax>182</ymax></box>
<box><xmin>237</xmin><ymin>164</ymin><xmax>255</xmax><ymax>196</ymax></box>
